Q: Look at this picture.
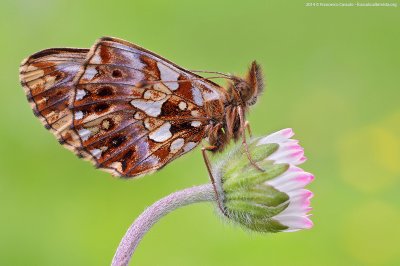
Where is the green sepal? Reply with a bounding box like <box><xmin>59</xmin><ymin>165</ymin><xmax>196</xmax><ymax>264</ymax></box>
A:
<box><xmin>243</xmin><ymin>218</ymin><xmax>289</xmax><ymax>233</ymax></box>
<box><xmin>225</xmin><ymin>185</ymin><xmax>289</xmax><ymax>207</ymax></box>
<box><xmin>245</xmin><ymin>142</ymin><xmax>279</xmax><ymax>162</ymax></box>
<box><xmin>222</xmin><ymin>143</ymin><xmax>279</xmax><ymax>179</ymax></box>
<box><xmin>214</xmin><ymin>136</ymin><xmax>304</xmax><ymax>233</ymax></box>
<box><xmin>223</xmin><ymin>163</ymin><xmax>289</xmax><ymax>192</ymax></box>
<box><xmin>225</xmin><ymin>200</ymin><xmax>289</xmax><ymax>219</ymax></box>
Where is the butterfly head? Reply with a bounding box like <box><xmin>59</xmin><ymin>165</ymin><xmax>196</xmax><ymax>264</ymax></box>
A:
<box><xmin>231</xmin><ymin>61</ymin><xmax>264</xmax><ymax>107</ymax></box>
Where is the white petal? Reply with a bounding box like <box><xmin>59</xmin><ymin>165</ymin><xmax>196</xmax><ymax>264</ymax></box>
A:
<box><xmin>279</xmin><ymin>189</ymin><xmax>313</xmax><ymax>217</ymax></box>
<box><xmin>257</xmin><ymin>128</ymin><xmax>294</xmax><ymax>145</ymax></box>
<box><xmin>267</xmin><ymin>166</ymin><xmax>314</xmax><ymax>193</ymax></box>
<box><xmin>275</xmin><ymin>215</ymin><xmax>313</xmax><ymax>232</ymax></box>
<box><xmin>268</xmin><ymin>143</ymin><xmax>306</xmax><ymax>165</ymax></box>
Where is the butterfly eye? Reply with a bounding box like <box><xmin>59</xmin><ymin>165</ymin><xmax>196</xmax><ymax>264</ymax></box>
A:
<box><xmin>248</xmin><ymin>96</ymin><xmax>258</xmax><ymax>106</ymax></box>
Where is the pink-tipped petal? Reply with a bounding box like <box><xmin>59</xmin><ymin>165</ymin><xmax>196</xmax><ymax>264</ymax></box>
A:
<box><xmin>278</xmin><ymin>190</ymin><xmax>313</xmax><ymax>217</ymax></box>
<box><xmin>297</xmin><ymin>156</ymin><xmax>307</xmax><ymax>164</ymax></box>
<box><xmin>296</xmin><ymin>173</ymin><xmax>315</xmax><ymax>184</ymax></box>
<box><xmin>258</xmin><ymin>128</ymin><xmax>294</xmax><ymax>145</ymax></box>
<box><xmin>268</xmin><ymin>147</ymin><xmax>305</xmax><ymax>165</ymax></box>
<box><xmin>288</xmin><ymin>189</ymin><xmax>314</xmax><ymax>201</ymax></box>
<box><xmin>266</xmin><ymin>168</ymin><xmax>303</xmax><ymax>187</ymax></box>
<box><xmin>275</xmin><ymin>215</ymin><xmax>314</xmax><ymax>231</ymax></box>
<box><xmin>278</xmin><ymin>203</ymin><xmax>312</xmax><ymax>217</ymax></box>
<box><xmin>266</xmin><ymin>165</ymin><xmax>314</xmax><ymax>193</ymax></box>
<box><xmin>275</xmin><ymin>140</ymin><xmax>302</xmax><ymax>152</ymax></box>
<box><xmin>273</xmin><ymin>173</ymin><xmax>313</xmax><ymax>193</ymax></box>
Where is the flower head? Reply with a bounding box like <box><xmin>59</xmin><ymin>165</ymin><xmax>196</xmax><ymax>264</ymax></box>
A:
<box><xmin>214</xmin><ymin>128</ymin><xmax>314</xmax><ymax>233</ymax></box>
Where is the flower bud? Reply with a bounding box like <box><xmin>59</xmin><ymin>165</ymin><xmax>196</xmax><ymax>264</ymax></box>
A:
<box><xmin>214</xmin><ymin>128</ymin><xmax>314</xmax><ymax>233</ymax></box>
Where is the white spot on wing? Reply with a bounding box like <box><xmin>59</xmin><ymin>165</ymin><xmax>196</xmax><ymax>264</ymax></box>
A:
<box><xmin>199</xmin><ymin>80</ymin><xmax>223</xmax><ymax>101</ymax></box>
<box><xmin>203</xmin><ymin>90</ymin><xmax>220</xmax><ymax>101</ymax></box>
<box><xmin>134</xmin><ymin>112</ymin><xmax>144</xmax><ymax>120</ymax></box>
<box><xmin>157</xmin><ymin>62</ymin><xmax>179</xmax><ymax>90</ymax></box>
<box><xmin>192</xmin><ymin>86</ymin><xmax>203</xmax><ymax>106</ymax></box>
<box><xmin>149</xmin><ymin>122</ymin><xmax>172</xmax><ymax>142</ymax></box>
<box><xmin>82</xmin><ymin>68</ymin><xmax>97</xmax><ymax>81</ymax></box>
<box><xmin>110</xmin><ymin>162</ymin><xmax>123</xmax><ymax>172</ymax></box>
<box><xmin>90</xmin><ymin>53</ymin><xmax>101</xmax><ymax>64</ymax></box>
<box><xmin>143</xmin><ymin>90</ymin><xmax>167</xmax><ymax>101</ymax></box>
<box><xmin>75</xmin><ymin>111</ymin><xmax>83</xmax><ymax>120</ymax></box>
<box><xmin>90</xmin><ymin>148</ymin><xmax>102</xmax><ymax>159</ymax></box>
<box><xmin>130</xmin><ymin>97</ymin><xmax>168</xmax><ymax>117</ymax></box>
<box><xmin>178</xmin><ymin>101</ymin><xmax>187</xmax><ymax>110</ymax></box>
<box><xmin>183</xmin><ymin>142</ymin><xmax>197</xmax><ymax>152</ymax></box>
<box><xmin>144</xmin><ymin>118</ymin><xmax>151</xmax><ymax>130</ymax></box>
<box><xmin>191</xmin><ymin>121</ymin><xmax>201</xmax><ymax>127</ymax></box>
<box><xmin>76</xmin><ymin>89</ymin><xmax>86</xmax><ymax>100</ymax></box>
<box><xmin>170</xmin><ymin>138</ymin><xmax>184</xmax><ymax>153</ymax></box>
<box><xmin>191</xmin><ymin>110</ymin><xmax>200</xmax><ymax>117</ymax></box>
<box><xmin>78</xmin><ymin>128</ymin><xmax>91</xmax><ymax>141</ymax></box>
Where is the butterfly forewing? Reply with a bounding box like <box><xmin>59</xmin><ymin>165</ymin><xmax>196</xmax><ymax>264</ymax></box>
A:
<box><xmin>70</xmin><ymin>37</ymin><xmax>225</xmax><ymax>177</ymax></box>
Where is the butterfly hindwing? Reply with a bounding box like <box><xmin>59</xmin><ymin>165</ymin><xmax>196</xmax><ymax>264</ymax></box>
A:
<box><xmin>19</xmin><ymin>48</ymin><xmax>91</xmax><ymax>155</ymax></box>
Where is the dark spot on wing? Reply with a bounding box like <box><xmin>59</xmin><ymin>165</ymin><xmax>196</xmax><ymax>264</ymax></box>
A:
<box><xmin>101</xmin><ymin>118</ymin><xmax>115</xmax><ymax>131</ymax></box>
<box><xmin>55</xmin><ymin>73</ymin><xmax>63</xmax><ymax>81</ymax></box>
<box><xmin>161</xmin><ymin>100</ymin><xmax>182</xmax><ymax>116</ymax></box>
<box><xmin>97</xmin><ymin>86</ymin><xmax>113</xmax><ymax>97</ymax></box>
<box><xmin>121</xmin><ymin>149</ymin><xmax>134</xmax><ymax>172</ymax></box>
<box><xmin>110</xmin><ymin>135</ymin><xmax>126</xmax><ymax>148</ymax></box>
<box><xmin>112</xmin><ymin>69</ymin><xmax>122</xmax><ymax>78</ymax></box>
<box><xmin>170</xmin><ymin>121</ymin><xmax>192</xmax><ymax>135</ymax></box>
<box><xmin>99</xmin><ymin>45</ymin><xmax>111</xmax><ymax>63</ymax></box>
<box><xmin>95</xmin><ymin>103</ymin><xmax>109</xmax><ymax>113</ymax></box>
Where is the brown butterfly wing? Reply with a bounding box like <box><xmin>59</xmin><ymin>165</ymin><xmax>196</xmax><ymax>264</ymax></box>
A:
<box><xmin>70</xmin><ymin>37</ymin><xmax>226</xmax><ymax>177</ymax></box>
<box><xmin>19</xmin><ymin>48</ymin><xmax>91</xmax><ymax>155</ymax></box>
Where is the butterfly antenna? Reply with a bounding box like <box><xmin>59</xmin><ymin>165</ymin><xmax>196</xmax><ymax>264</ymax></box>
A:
<box><xmin>189</xmin><ymin>69</ymin><xmax>231</xmax><ymax>76</ymax></box>
<box><xmin>136</xmin><ymin>76</ymin><xmax>236</xmax><ymax>88</ymax></box>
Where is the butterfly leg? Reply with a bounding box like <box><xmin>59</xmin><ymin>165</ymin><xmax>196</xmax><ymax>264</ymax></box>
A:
<box><xmin>201</xmin><ymin>146</ymin><xmax>227</xmax><ymax>216</ymax></box>
<box><xmin>238</xmin><ymin>106</ymin><xmax>265</xmax><ymax>172</ymax></box>
<box><xmin>244</xmin><ymin>120</ymin><xmax>252</xmax><ymax>137</ymax></box>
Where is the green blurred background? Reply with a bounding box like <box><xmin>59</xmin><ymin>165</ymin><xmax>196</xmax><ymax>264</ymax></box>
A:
<box><xmin>1</xmin><ymin>0</ymin><xmax>399</xmax><ymax>265</ymax></box>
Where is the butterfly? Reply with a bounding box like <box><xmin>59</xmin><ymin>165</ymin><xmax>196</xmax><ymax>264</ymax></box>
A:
<box><xmin>19</xmin><ymin>37</ymin><xmax>264</xmax><ymax>180</ymax></box>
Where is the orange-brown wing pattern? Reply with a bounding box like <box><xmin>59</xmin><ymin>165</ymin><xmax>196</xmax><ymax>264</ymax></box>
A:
<box><xmin>70</xmin><ymin>37</ymin><xmax>226</xmax><ymax>177</ymax></box>
<box><xmin>20</xmin><ymin>37</ymin><xmax>228</xmax><ymax>178</ymax></box>
<box><xmin>19</xmin><ymin>48</ymin><xmax>90</xmax><ymax>153</ymax></box>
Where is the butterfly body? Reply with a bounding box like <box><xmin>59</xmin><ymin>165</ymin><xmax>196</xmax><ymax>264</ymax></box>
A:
<box><xmin>20</xmin><ymin>37</ymin><xmax>264</xmax><ymax>178</ymax></box>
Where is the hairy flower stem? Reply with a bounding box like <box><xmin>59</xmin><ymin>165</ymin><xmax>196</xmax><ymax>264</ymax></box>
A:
<box><xmin>111</xmin><ymin>184</ymin><xmax>215</xmax><ymax>266</ymax></box>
